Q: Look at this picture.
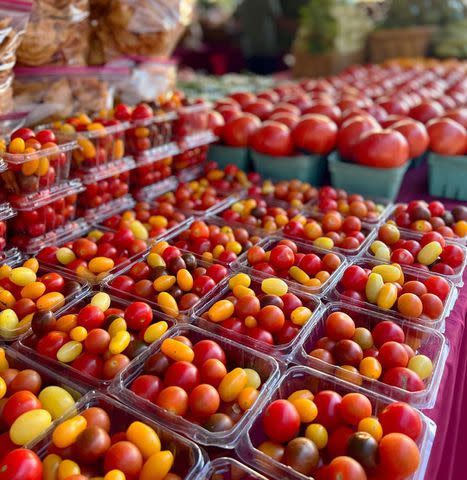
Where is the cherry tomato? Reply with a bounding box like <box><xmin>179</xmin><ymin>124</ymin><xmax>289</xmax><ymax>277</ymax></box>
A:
<box><xmin>188</xmin><ymin>384</ymin><xmax>220</xmax><ymax>417</ymax></box>
<box><xmin>131</xmin><ymin>375</ymin><xmax>162</xmax><ymax>403</ymax></box>
<box><xmin>81</xmin><ymin>407</ymin><xmax>110</xmax><ymax>431</ymax></box>
<box><xmin>378</xmin><ymin>402</ymin><xmax>422</xmax><ymax>440</ymax></box>
<box><xmin>156</xmin><ymin>386</ymin><xmax>188</xmax><ymax>416</ymax></box>
<box><xmin>378</xmin><ymin>341</ymin><xmax>409</xmax><ymax>369</ymax></box>
<box><xmin>325</xmin><ymin>312</ymin><xmax>355</xmax><ymax>341</ymax></box>
<box><xmin>2</xmin><ymin>390</ymin><xmax>41</xmax><ymax>426</ymax></box>
<box><xmin>192</xmin><ymin>340</ymin><xmax>226</xmax><ymax>367</ymax></box>
<box><xmin>379</xmin><ymin>433</ymin><xmax>420</xmax><ymax>477</ymax></box>
<box><xmin>339</xmin><ymin>393</ymin><xmax>372</xmax><ymax>426</ymax></box>
<box><xmin>104</xmin><ymin>441</ymin><xmax>143</xmax><ymax>479</ymax></box>
<box><xmin>263</xmin><ymin>400</ymin><xmax>300</xmax><ymax>443</ymax></box>
<box><xmin>164</xmin><ymin>361</ymin><xmax>200</xmax><ymax>393</ymax></box>
<box><xmin>73</xmin><ymin>426</ymin><xmax>111</xmax><ymax>463</ymax></box>
<box><xmin>371</xmin><ymin>321</ymin><xmax>405</xmax><ymax>348</ymax></box>
<box><xmin>314</xmin><ymin>390</ymin><xmax>343</xmax><ymax>431</ymax></box>
<box><xmin>0</xmin><ymin>449</ymin><xmax>42</xmax><ymax>480</ymax></box>
<box><xmin>124</xmin><ymin>302</ymin><xmax>153</xmax><ymax>330</ymax></box>
<box><xmin>327</xmin><ymin>455</ymin><xmax>367</xmax><ymax>480</ymax></box>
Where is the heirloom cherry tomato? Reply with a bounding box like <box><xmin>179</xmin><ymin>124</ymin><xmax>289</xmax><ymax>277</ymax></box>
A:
<box><xmin>0</xmin><ymin>449</ymin><xmax>42</xmax><ymax>480</ymax></box>
<box><xmin>263</xmin><ymin>400</ymin><xmax>300</xmax><ymax>443</ymax></box>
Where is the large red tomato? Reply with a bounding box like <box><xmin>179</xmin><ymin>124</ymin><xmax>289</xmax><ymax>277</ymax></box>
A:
<box><xmin>230</xmin><ymin>91</ymin><xmax>256</xmax><ymax>108</ymax></box>
<box><xmin>427</xmin><ymin>118</ymin><xmax>466</xmax><ymax>155</ymax></box>
<box><xmin>272</xmin><ymin>103</ymin><xmax>301</xmax><ymax>116</ymax></box>
<box><xmin>284</xmin><ymin>94</ymin><xmax>313</xmax><ymax>112</ymax></box>
<box><xmin>215</xmin><ymin>98</ymin><xmax>239</xmax><ymax>109</ymax></box>
<box><xmin>292</xmin><ymin>114</ymin><xmax>338</xmax><ymax>154</ymax></box>
<box><xmin>243</xmin><ymin>99</ymin><xmax>274</xmax><ymax>120</ymax></box>
<box><xmin>380</xmin><ymin>114</ymin><xmax>406</xmax><ymax>128</ymax></box>
<box><xmin>222</xmin><ymin>114</ymin><xmax>261</xmax><ymax>147</ymax></box>
<box><xmin>409</xmin><ymin>101</ymin><xmax>444</xmax><ymax>124</ymax></box>
<box><xmin>353</xmin><ymin>130</ymin><xmax>409</xmax><ymax>168</ymax></box>
<box><xmin>0</xmin><ymin>449</ymin><xmax>42</xmax><ymax>480</ymax></box>
<box><xmin>217</xmin><ymin>106</ymin><xmax>241</xmax><ymax>123</ymax></box>
<box><xmin>443</xmin><ymin>108</ymin><xmax>467</xmax><ymax>128</ymax></box>
<box><xmin>337</xmin><ymin>116</ymin><xmax>380</xmax><ymax>160</ymax></box>
<box><xmin>392</xmin><ymin>119</ymin><xmax>429</xmax><ymax>158</ymax></box>
<box><xmin>207</xmin><ymin>111</ymin><xmax>225</xmax><ymax>137</ymax></box>
<box><xmin>250</xmin><ymin>121</ymin><xmax>294</xmax><ymax>156</ymax></box>
<box><xmin>303</xmin><ymin>103</ymin><xmax>342</xmax><ymax>124</ymax></box>
<box><xmin>269</xmin><ymin>112</ymin><xmax>299</xmax><ymax>129</ymax></box>
<box><xmin>377</xmin><ymin>97</ymin><xmax>409</xmax><ymax>116</ymax></box>
<box><xmin>257</xmin><ymin>90</ymin><xmax>280</xmax><ymax>103</ymax></box>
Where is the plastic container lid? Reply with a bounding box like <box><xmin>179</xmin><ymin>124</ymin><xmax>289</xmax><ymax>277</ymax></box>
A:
<box><xmin>330</xmin><ymin>257</ymin><xmax>459</xmax><ymax>331</ymax></box>
<box><xmin>134</xmin><ymin>141</ymin><xmax>180</xmax><ymax>166</ymax></box>
<box><xmin>131</xmin><ymin>175</ymin><xmax>178</xmax><ymax>202</ymax></box>
<box><xmin>238</xmin><ymin>366</ymin><xmax>436</xmax><ymax>480</ymax></box>
<box><xmin>179</xmin><ymin>130</ymin><xmax>218</xmax><ymax>150</ymax></box>
<box><xmin>8</xmin><ymin>178</ymin><xmax>85</xmax><ymax>210</ymax></box>
<box><xmin>199</xmin><ymin>457</ymin><xmax>271</xmax><ymax>480</ymax></box>
<box><xmin>193</xmin><ymin>274</ymin><xmax>323</xmax><ymax>360</ymax></box>
<box><xmin>0</xmin><ymin>201</ymin><xmax>15</xmax><ymax>221</ymax></box>
<box><xmin>77</xmin><ymin>156</ymin><xmax>136</xmax><ymax>184</ymax></box>
<box><xmin>294</xmin><ymin>301</ymin><xmax>448</xmax><ymax>409</ymax></box>
<box><xmin>17</xmin><ymin>292</ymin><xmax>176</xmax><ymax>389</ymax></box>
<box><xmin>110</xmin><ymin>323</ymin><xmax>281</xmax><ymax>448</ymax></box>
<box><xmin>81</xmin><ymin>194</ymin><xmax>136</xmax><ymax>224</ymax></box>
<box><xmin>0</xmin><ymin>140</ymin><xmax>77</xmax><ymax>165</ymax></box>
<box><xmin>27</xmin><ymin>391</ymin><xmax>207</xmax><ymax>479</ymax></box>
<box><xmin>233</xmin><ymin>235</ymin><xmax>349</xmax><ymax>298</ymax></box>
<box><xmin>52</xmin><ymin>120</ymin><xmax>130</xmax><ymax>141</ymax></box>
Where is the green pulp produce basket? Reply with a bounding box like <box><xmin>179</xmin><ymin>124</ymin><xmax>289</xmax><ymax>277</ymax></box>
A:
<box><xmin>328</xmin><ymin>151</ymin><xmax>409</xmax><ymax>201</ymax></box>
<box><xmin>207</xmin><ymin>144</ymin><xmax>250</xmax><ymax>170</ymax></box>
<box><xmin>251</xmin><ymin>150</ymin><xmax>327</xmax><ymax>184</ymax></box>
<box><xmin>428</xmin><ymin>152</ymin><xmax>467</xmax><ymax>201</ymax></box>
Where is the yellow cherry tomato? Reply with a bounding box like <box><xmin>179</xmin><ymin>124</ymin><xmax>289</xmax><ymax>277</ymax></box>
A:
<box><xmin>261</xmin><ymin>278</ymin><xmax>288</xmax><ymax>296</ymax></box>
<box><xmin>139</xmin><ymin>450</ymin><xmax>174</xmax><ymax>480</ymax></box>
<box><xmin>10</xmin><ymin>409</ymin><xmax>52</xmax><ymax>445</ymax></box>
<box><xmin>377</xmin><ymin>283</ymin><xmax>398</xmax><ymax>310</ymax></box>
<box><xmin>52</xmin><ymin>415</ymin><xmax>87</xmax><ymax>448</ymax></box>
<box><xmin>161</xmin><ymin>338</ymin><xmax>194</xmax><ymax>362</ymax></box>
<box><xmin>126</xmin><ymin>421</ymin><xmax>161</xmax><ymax>459</ymax></box>
<box><xmin>208</xmin><ymin>300</ymin><xmax>235</xmax><ymax>323</ymax></box>
<box><xmin>143</xmin><ymin>321</ymin><xmax>168</xmax><ymax>344</ymax></box>
<box><xmin>42</xmin><ymin>454</ymin><xmax>62</xmax><ymax>480</ymax></box>
<box><xmin>358</xmin><ymin>417</ymin><xmax>383</xmax><ymax>442</ymax></box>
<box><xmin>218</xmin><ymin>368</ymin><xmax>248</xmax><ymax>402</ymax></box>
<box><xmin>305</xmin><ymin>423</ymin><xmax>328</xmax><ymax>449</ymax></box>
<box><xmin>365</xmin><ymin>272</ymin><xmax>384</xmax><ymax>304</ymax></box>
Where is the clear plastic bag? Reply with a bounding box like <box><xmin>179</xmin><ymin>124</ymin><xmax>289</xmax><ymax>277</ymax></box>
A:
<box><xmin>13</xmin><ymin>65</ymin><xmax>128</xmax><ymax>124</ymax></box>
<box><xmin>0</xmin><ymin>0</ymin><xmax>32</xmax><ymax>70</ymax></box>
<box><xmin>108</xmin><ymin>55</ymin><xmax>177</xmax><ymax>105</ymax></box>
<box><xmin>17</xmin><ymin>0</ymin><xmax>90</xmax><ymax>66</ymax></box>
<box><xmin>94</xmin><ymin>0</ymin><xmax>196</xmax><ymax>63</ymax></box>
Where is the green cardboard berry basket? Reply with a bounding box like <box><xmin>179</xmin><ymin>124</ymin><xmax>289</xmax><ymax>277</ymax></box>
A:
<box><xmin>428</xmin><ymin>152</ymin><xmax>467</xmax><ymax>201</ymax></box>
<box><xmin>251</xmin><ymin>150</ymin><xmax>327</xmax><ymax>184</ymax></box>
<box><xmin>328</xmin><ymin>151</ymin><xmax>409</xmax><ymax>201</ymax></box>
<box><xmin>207</xmin><ymin>144</ymin><xmax>250</xmax><ymax>170</ymax></box>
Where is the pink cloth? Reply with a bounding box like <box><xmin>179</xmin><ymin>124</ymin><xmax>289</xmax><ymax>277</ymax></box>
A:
<box><xmin>397</xmin><ymin>162</ymin><xmax>467</xmax><ymax>479</ymax></box>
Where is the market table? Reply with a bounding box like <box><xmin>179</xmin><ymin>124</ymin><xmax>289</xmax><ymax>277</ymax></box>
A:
<box><xmin>397</xmin><ymin>161</ymin><xmax>467</xmax><ymax>480</ymax></box>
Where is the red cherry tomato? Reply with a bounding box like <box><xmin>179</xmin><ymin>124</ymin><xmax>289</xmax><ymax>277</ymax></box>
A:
<box><xmin>314</xmin><ymin>390</ymin><xmax>343</xmax><ymax>430</ymax></box>
<box><xmin>263</xmin><ymin>400</ymin><xmax>300</xmax><ymax>443</ymax></box>
<box><xmin>378</xmin><ymin>402</ymin><xmax>422</xmax><ymax>440</ymax></box>
<box><xmin>0</xmin><ymin>449</ymin><xmax>42</xmax><ymax>480</ymax></box>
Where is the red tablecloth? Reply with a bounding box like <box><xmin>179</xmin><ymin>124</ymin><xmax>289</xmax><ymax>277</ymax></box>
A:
<box><xmin>397</xmin><ymin>162</ymin><xmax>467</xmax><ymax>480</ymax></box>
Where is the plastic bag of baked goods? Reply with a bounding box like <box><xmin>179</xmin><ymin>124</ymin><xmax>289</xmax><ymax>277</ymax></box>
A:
<box><xmin>0</xmin><ymin>0</ymin><xmax>32</xmax><ymax>71</ymax></box>
<box><xmin>94</xmin><ymin>0</ymin><xmax>196</xmax><ymax>63</ymax></box>
<box><xmin>108</xmin><ymin>56</ymin><xmax>177</xmax><ymax>105</ymax></box>
<box><xmin>13</xmin><ymin>66</ymin><xmax>129</xmax><ymax>123</ymax></box>
<box><xmin>17</xmin><ymin>0</ymin><xmax>90</xmax><ymax>66</ymax></box>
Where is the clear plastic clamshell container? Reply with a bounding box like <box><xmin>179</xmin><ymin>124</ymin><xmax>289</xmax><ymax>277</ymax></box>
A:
<box><xmin>364</xmin><ymin>226</ymin><xmax>467</xmax><ymax>286</ymax></box>
<box><xmin>27</xmin><ymin>391</ymin><xmax>207</xmax><ymax>479</ymax></box>
<box><xmin>174</xmin><ymin>102</ymin><xmax>212</xmax><ymax>139</ymax></box>
<box><xmin>52</xmin><ymin>120</ymin><xmax>129</xmax><ymax>171</ymax></box>
<box><xmin>110</xmin><ymin>323</ymin><xmax>281</xmax><ymax>448</ymax></box>
<box><xmin>0</xmin><ymin>141</ymin><xmax>77</xmax><ymax>197</ymax></box>
<box><xmin>79</xmin><ymin>194</ymin><xmax>136</xmax><ymax>224</ymax></box>
<box><xmin>280</xmin><ymin>211</ymin><xmax>378</xmax><ymax>258</ymax></box>
<box><xmin>194</xmin><ymin>274</ymin><xmax>322</xmax><ymax>360</ymax></box>
<box><xmin>1</xmin><ymin>344</ymin><xmax>86</xmax><ymax>405</ymax></box>
<box><xmin>199</xmin><ymin>457</ymin><xmax>272</xmax><ymax>480</ymax></box>
<box><xmin>305</xmin><ymin>194</ymin><xmax>393</xmax><ymax>225</ymax></box>
<box><xmin>234</xmin><ymin>236</ymin><xmax>348</xmax><ymax>298</ymax></box>
<box><xmin>0</xmin><ymin>262</ymin><xmax>91</xmax><ymax>342</ymax></box>
<box><xmin>9</xmin><ymin>184</ymin><xmax>83</xmax><ymax>250</ymax></box>
<box><xmin>238</xmin><ymin>366</ymin><xmax>436</xmax><ymax>480</ymax></box>
<box><xmin>102</xmin><ymin>252</ymin><xmax>225</xmax><ymax>321</ymax></box>
<box><xmin>126</xmin><ymin>111</ymin><xmax>178</xmax><ymax>156</ymax></box>
<box><xmin>386</xmin><ymin>203</ymin><xmax>467</xmax><ymax>246</ymax></box>
<box><xmin>0</xmin><ymin>201</ymin><xmax>15</xmax><ymax>252</ymax></box>
<box><xmin>294</xmin><ymin>301</ymin><xmax>448</xmax><ymax>408</ymax></box>
<box><xmin>17</xmin><ymin>292</ymin><xmax>175</xmax><ymax>389</ymax></box>
<box><xmin>158</xmin><ymin>214</ymin><xmax>267</xmax><ymax>268</ymax></box>
<box><xmin>330</xmin><ymin>258</ymin><xmax>458</xmax><ymax>331</ymax></box>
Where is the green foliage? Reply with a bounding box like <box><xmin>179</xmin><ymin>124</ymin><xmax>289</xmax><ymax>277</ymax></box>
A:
<box><xmin>383</xmin><ymin>0</ymin><xmax>465</xmax><ymax>28</ymax></box>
